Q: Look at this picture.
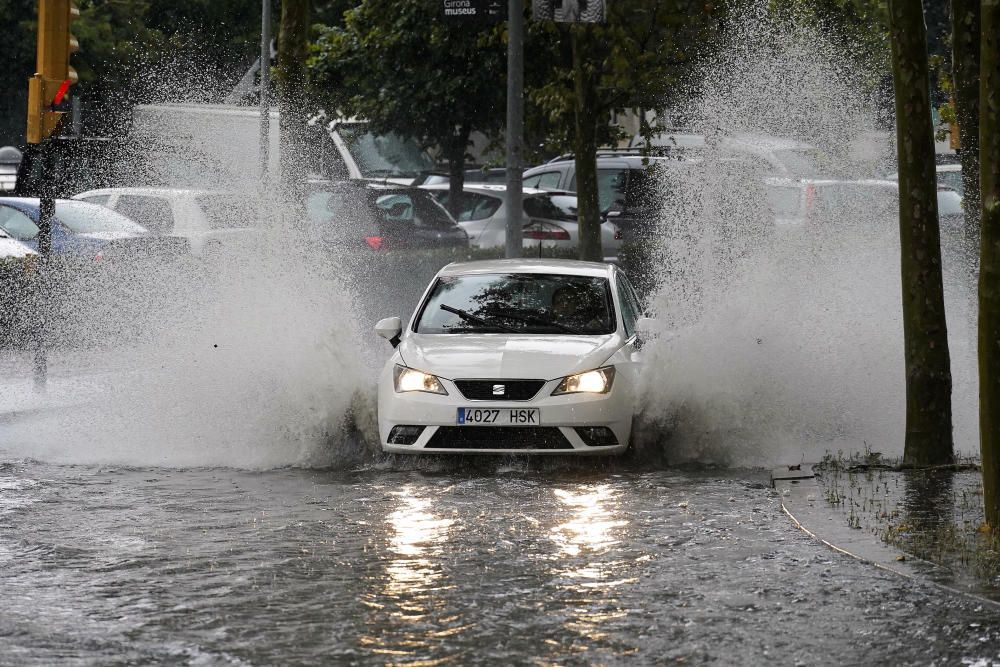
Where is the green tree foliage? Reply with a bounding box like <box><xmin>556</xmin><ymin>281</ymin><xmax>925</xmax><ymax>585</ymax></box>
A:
<box><xmin>524</xmin><ymin>2</ymin><xmax>722</xmax><ymax>159</ymax></box>
<box><xmin>770</xmin><ymin>0</ymin><xmax>889</xmax><ymax>73</ymax></box>
<box><xmin>308</xmin><ymin>0</ymin><xmax>507</xmax><ymax>214</ymax></box>
<box><xmin>951</xmin><ymin>0</ymin><xmax>981</xmax><ymax>235</ymax></box>
<box><xmin>524</xmin><ymin>2</ymin><xmax>722</xmax><ymax>259</ymax></box>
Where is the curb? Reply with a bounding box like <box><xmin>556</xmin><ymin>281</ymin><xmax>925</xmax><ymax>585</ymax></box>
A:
<box><xmin>772</xmin><ymin>464</ymin><xmax>1000</xmax><ymax>610</ymax></box>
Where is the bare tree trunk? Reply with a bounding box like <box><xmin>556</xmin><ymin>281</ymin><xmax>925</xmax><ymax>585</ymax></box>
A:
<box><xmin>979</xmin><ymin>0</ymin><xmax>1000</xmax><ymax>528</ymax></box>
<box><xmin>952</xmin><ymin>0</ymin><xmax>981</xmax><ymax>234</ymax></box>
<box><xmin>571</xmin><ymin>26</ymin><xmax>602</xmax><ymax>263</ymax></box>
<box><xmin>888</xmin><ymin>0</ymin><xmax>954</xmax><ymax>465</ymax></box>
<box><xmin>446</xmin><ymin>125</ymin><xmax>470</xmax><ymax>220</ymax></box>
<box><xmin>276</xmin><ymin>0</ymin><xmax>310</xmax><ymax>205</ymax></box>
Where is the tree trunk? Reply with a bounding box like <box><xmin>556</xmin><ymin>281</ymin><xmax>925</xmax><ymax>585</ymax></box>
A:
<box><xmin>571</xmin><ymin>26</ymin><xmax>602</xmax><ymax>263</ymax></box>
<box><xmin>952</xmin><ymin>0</ymin><xmax>981</xmax><ymax>235</ymax></box>
<box><xmin>276</xmin><ymin>0</ymin><xmax>310</xmax><ymax>205</ymax></box>
<box><xmin>979</xmin><ymin>0</ymin><xmax>1000</xmax><ymax>528</ymax></box>
<box><xmin>888</xmin><ymin>0</ymin><xmax>954</xmax><ymax>465</ymax></box>
<box><xmin>446</xmin><ymin>125</ymin><xmax>470</xmax><ymax>220</ymax></box>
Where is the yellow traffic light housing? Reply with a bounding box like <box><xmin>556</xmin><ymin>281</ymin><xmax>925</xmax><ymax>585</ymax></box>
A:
<box><xmin>26</xmin><ymin>0</ymin><xmax>80</xmax><ymax>144</ymax></box>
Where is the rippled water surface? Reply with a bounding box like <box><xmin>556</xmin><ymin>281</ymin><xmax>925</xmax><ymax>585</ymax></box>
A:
<box><xmin>3</xmin><ymin>461</ymin><xmax>1000</xmax><ymax>665</ymax></box>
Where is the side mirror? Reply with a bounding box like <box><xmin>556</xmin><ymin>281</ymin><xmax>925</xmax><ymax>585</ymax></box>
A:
<box><xmin>375</xmin><ymin>316</ymin><xmax>402</xmax><ymax>348</ymax></box>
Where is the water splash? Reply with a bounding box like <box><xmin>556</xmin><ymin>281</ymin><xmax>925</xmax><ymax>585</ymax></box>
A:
<box><xmin>636</xmin><ymin>3</ymin><xmax>978</xmax><ymax>467</ymax></box>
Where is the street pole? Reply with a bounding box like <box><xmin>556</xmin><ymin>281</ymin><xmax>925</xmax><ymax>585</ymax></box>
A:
<box><xmin>34</xmin><ymin>148</ymin><xmax>55</xmax><ymax>391</ymax></box>
<box><xmin>259</xmin><ymin>0</ymin><xmax>271</xmax><ymax>182</ymax></box>
<box><xmin>504</xmin><ymin>0</ymin><xmax>524</xmax><ymax>259</ymax></box>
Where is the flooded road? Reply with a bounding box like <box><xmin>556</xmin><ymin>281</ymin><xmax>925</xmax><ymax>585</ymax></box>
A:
<box><xmin>3</xmin><ymin>460</ymin><xmax>1000</xmax><ymax>665</ymax></box>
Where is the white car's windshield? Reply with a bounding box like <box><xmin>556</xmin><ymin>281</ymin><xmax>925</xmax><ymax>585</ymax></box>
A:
<box><xmin>415</xmin><ymin>273</ymin><xmax>616</xmax><ymax>335</ymax></box>
<box><xmin>337</xmin><ymin>123</ymin><xmax>436</xmax><ymax>178</ymax></box>
<box><xmin>55</xmin><ymin>201</ymin><xmax>147</xmax><ymax>234</ymax></box>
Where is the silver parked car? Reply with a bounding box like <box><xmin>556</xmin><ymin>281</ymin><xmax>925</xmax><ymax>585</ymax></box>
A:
<box><xmin>420</xmin><ymin>183</ymin><xmax>622</xmax><ymax>260</ymax></box>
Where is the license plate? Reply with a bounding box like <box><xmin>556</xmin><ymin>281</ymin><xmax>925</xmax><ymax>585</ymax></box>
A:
<box><xmin>457</xmin><ymin>407</ymin><xmax>540</xmax><ymax>426</ymax></box>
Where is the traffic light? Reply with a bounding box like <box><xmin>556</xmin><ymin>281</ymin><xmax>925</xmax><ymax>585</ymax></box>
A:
<box><xmin>26</xmin><ymin>1</ymin><xmax>80</xmax><ymax>144</ymax></box>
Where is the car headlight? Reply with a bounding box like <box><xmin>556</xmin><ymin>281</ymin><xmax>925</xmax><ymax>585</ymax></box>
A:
<box><xmin>552</xmin><ymin>366</ymin><xmax>615</xmax><ymax>395</ymax></box>
<box><xmin>393</xmin><ymin>364</ymin><xmax>448</xmax><ymax>395</ymax></box>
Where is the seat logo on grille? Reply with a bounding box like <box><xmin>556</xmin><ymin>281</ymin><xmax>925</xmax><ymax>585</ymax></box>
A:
<box><xmin>492</xmin><ymin>384</ymin><xmax>505</xmax><ymax>396</ymax></box>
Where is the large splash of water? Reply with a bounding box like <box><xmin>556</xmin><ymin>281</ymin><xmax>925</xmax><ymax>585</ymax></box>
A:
<box><xmin>636</xmin><ymin>4</ymin><xmax>978</xmax><ymax>467</ymax></box>
<box><xmin>1</xmin><ymin>116</ymin><xmax>373</xmax><ymax>468</ymax></box>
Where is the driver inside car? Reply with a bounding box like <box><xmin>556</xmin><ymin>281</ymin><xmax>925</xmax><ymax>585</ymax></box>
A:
<box><xmin>550</xmin><ymin>283</ymin><xmax>606</xmax><ymax>331</ymax></box>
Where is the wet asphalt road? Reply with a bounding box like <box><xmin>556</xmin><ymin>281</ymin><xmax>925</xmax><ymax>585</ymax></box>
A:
<box><xmin>3</xmin><ymin>460</ymin><xmax>1000</xmax><ymax>666</ymax></box>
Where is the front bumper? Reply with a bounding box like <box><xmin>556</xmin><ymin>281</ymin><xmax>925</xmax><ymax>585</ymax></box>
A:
<box><xmin>378</xmin><ymin>375</ymin><xmax>632</xmax><ymax>455</ymax></box>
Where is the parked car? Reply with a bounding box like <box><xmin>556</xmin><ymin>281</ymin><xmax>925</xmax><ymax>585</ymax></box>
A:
<box><xmin>72</xmin><ymin>187</ymin><xmax>259</xmax><ymax>258</ymax></box>
<box><xmin>0</xmin><ymin>226</ymin><xmax>36</xmax><ymax>264</ymax></box>
<box><xmin>765</xmin><ymin>178</ymin><xmax>963</xmax><ymax>226</ymax></box>
<box><xmin>886</xmin><ymin>164</ymin><xmax>965</xmax><ymax>198</ymax></box>
<box><xmin>374</xmin><ymin>258</ymin><xmax>649</xmax><ymax>455</ymax></box>
<box><xmin>523</xmin><ymin>153</ymin><xmax>681</xmax><ymax>242</ymax></box>
<box><xmin>0</xmin><ymin>227</ymin><xmax>36</xmax><ymax>343</ymax></box>
<box><xmin>421</xmin><ymin>183</ymin><xmax>622</xmax><ymax>260</ymax></box>
<box><xmin>306</xmin><ymin>180</ymin><xmax>468</xmax><ymax>251</ymax></box>
<box><xmin>631</xmin><ymin>132</ymin><xmax>825</xmax><ymax>176</ymax></box>
<box><xmin>411</xmin><ymin>167</ymin><xmax>508</xmax><ymax>186</ymax></box>
<box><xmin>0</xmin><ymin>198</ymin><xmax>156</xmax><ymax>262</ymax></box>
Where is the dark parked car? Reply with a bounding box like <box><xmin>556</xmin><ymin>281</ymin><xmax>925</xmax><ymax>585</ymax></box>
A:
<box><xmin>306</xmin><ymin>180</ymin><xmax>468</xmax><ymax>251</ymax></box>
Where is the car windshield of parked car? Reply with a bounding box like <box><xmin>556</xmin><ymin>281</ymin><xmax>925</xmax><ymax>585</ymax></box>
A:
<box><xmin>370</xmin><ymin>190</ymin><xmax>456</xmax><ymax>229</ymax></box>
<box><xmin>416</xmin><ymin>273</ymin><xmax>615</xmax><ymax>335</ymax></box>
<box><xmin>523</xmin><ymin>195</ymin><xmax>577</xmax><ymax>221</ymax></box>
<box><xmin>307</xmin><ymin>188</ymin><xmax>380</xmax><ymax>238</ymax></box>
<box><xmin>432</xmin><ymin>191</ymin><xmax>502</xmax><ymax>222</ymax></box>
<box><xmin>772</xmin><ymin>148</ymin><xmax>826</xmax><ymax>177</ymax></box>
<box><xmin>570</xmin><ymin>168</ymin><xmax>628</xmax><ymax>213</ymax></box>
<box><xmin>338</xmin><ymin>123</ymin><xmax>436</xmax><ymax>178</ymax></box>
<box><xmin>0</xmin><ymin>205</ymin><xmax>40</xmax><ymax>240</ymax></box>
<box><xmin>54</xmin><ymin>201</ymin><xmax>147</xmax><ymax>234</ymax></box>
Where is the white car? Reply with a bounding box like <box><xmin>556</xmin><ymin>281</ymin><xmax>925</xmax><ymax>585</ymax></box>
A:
<box><xmin>0</xmin><ymin>227</ymin><xmax>36</xmax><ymax>263</ymax></box>
<box><xmin>374</xmin><ymin>259</ymin><xmax>649</xmax><ymax>455</ymax></box>
<box><xmin>420</xmin><ymin>183</ymin><xmax>622</xmax><ymax>260</ymax></box>
<box><xmin>72</xmin><ymin>187</ymin><xmax>260</xmax><ymax>257</ymax></box>
<box><xmin>765</xmin><ymin>177</ymin><xmax>964</xmax><ymax>225</ymax></box>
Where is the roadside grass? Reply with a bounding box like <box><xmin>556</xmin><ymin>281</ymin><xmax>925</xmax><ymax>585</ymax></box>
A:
<box><xmin>814</xmin><ymin>451</ymin><xmax>1000</xmax><ymax>586</ymax></box>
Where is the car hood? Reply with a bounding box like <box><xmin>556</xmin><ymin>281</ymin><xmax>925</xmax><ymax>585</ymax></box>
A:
<box><xmin>398</xmin><ymin>333</ymin><xmax>622</xmax><ymax>380</ymax></box>
<box><xmin>0</xmin><ymin>237</ymin><xmax>35</xmax><ymax>258</ymax></box>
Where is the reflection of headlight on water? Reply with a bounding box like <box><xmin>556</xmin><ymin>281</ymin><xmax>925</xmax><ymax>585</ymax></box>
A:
<box><xmin>550</xmin><ymin>486</ymin><xmax>627</xmax><ymax>558</ymax></box>
<box><xmin>382</xmin><ymin>490</ymin><xmax>455</xmax><ymax>604</ymax></box>
<box><xmin>387</xmin><ymin>494</ymin><xmax>453</xmax><ymax>558</ymax></box>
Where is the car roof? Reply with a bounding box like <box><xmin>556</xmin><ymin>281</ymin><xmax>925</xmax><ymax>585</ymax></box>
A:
<box><xmin>419</xmin><ymin>183</ymin><xmax>551</xmax><ymax>196</ymax></box>
<box><xmin>0</xmin><ymin>197</ymin><xmax>102</xmax><ymax>209</ymax></box>
<box><xmin>309</xmin><ymin>179</ymin><xmax>428</xmax><ymax>193</ymax></box>
<box><xmin>73</xmin><ymin>187</ymin><xmax>225</xmax><ymax>198</ymax></box>
<box><xmin>528</xmin><ymin>155</ymin><xmax>688</xmax><ymax>171</ymax></box>
<box><xmin>438</xmin><ymin>258</ymin><xmax>614</xmax><ymax>278</ymax></box>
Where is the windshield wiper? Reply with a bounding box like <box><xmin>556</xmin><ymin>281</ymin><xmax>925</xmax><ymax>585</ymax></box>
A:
<box><xmin>440</xmin><ymin>304</ymin><xmax>518</xmax><ymax>333</ymax></box>
<box><xmin>486</xmin><ymin>307</ymin><xmax>584</xmax><ymax>334</ymax></box>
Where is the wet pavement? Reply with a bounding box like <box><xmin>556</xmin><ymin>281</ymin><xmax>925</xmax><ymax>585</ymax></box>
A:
<box><xmin>3</xmin><ymin>460</ymin><xmax>1000</xmax><ymax>665</ymax></box>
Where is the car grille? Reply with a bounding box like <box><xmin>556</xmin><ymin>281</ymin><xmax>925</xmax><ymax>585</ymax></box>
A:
<box><xmin>454</xmin><ymin>379</ymin><xmax>546</xmax><ymax>401</ymax></box>
<box><xmin>426</xmin><ymin>427</ymin><xmax>572</xmax><ymax>450</ymax></box>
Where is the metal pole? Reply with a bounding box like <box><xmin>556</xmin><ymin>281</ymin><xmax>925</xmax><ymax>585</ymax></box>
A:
<box><xmin>259</xmin><ymin>0</ymin><xmax>271</xmax><ymax>181</ymax></box>
<box><xmin>504</xmin><ymin>0</ymin><xmax>524</xmax><ymax>258</ymax></box>
<box><xmin>34</xmin><ymin>148</ymin><xmax>54</xmax><ymax>392</ymax></box>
